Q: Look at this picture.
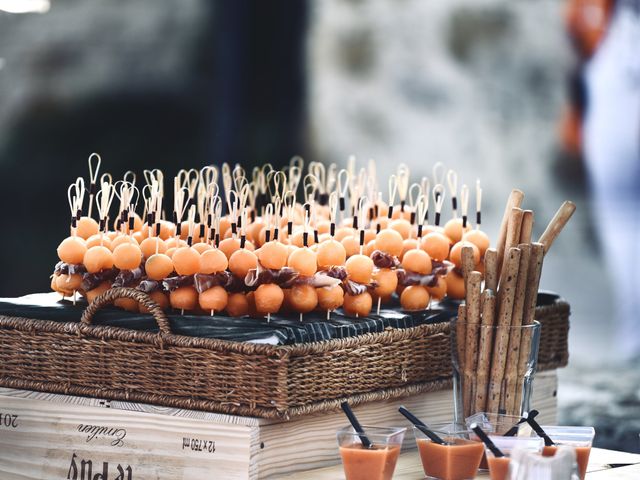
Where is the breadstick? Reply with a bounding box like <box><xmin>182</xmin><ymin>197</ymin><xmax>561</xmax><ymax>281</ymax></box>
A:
<box><xmin>484</xmin><ymin>248</ymin><xmax>498</xmax><ymax>292</ymax></box>
<box><xmin>499</xmin><ymin>207</ymin><xmax>524</xmax><ymax>290</ymax></box>
<box><xmin>522</xmin><ymin>243</ymin><xmax>545</xmax><ymax>326</ymax></box>
<box><xmin>461</xmin><ymin>245</ymin><xmax>476</xmax><ymax>294</ymax></box>
<box><xmin>464</xmin><ymin>272</ymin><xmax>482</xmax><ymax>417</ymax></box>
<box><xmin>519</xmin><ymin>210</ymin><xmax>534</xmax><ymax>244</ymax></box>
<box><xmin>457</xmin><ymin>303</ymin><xmax>468</xmax><ymax>413</ymax></box>
<box><xmin>474</xmin><ymin>288</ymin><xmax>496</xmax><ymax>413</ymax></box>
<box><xmin>486</xmin><ymin>247</ymin><xmax>521</xmax><ymax>414</ymax></box>
<box><xmin>495</xmin><ymin>190</ymin><xmax>524</xmax><ymax>278</ymax></box>
<box><xmin>503</xmin><ymin>243</ymin><xmax>531</xmax><ymax>415</ymax></box>
<box><xmin>538</xmin><ymin>201</ymin><xmax>576</xmax><ymax>255</ymax></box>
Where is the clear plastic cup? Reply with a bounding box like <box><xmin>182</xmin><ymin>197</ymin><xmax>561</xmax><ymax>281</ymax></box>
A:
<box><xmin>413</xmin><ymin>422</ymin><xmax>484</xmax><ymax>480</ymax></box>
<box><xmin>337</xmin><ymin>425</ymin><xmax>406</xmax><ymax>480</ymax></box>
<box><xmin>465</xmin><ymin>412</ymin><xmax>534</xmax><ymax>470</ymax></box>
<box><xmin>465</xmin><ymin>412</ymin><xmax>529</xmax><ymax>436</ymax></box>
<box><xmin>483</xmin><ymin>436</ymin><xmax>544</xmax><ymax>480</ymax></box>
<box><xmin>539</xmin><ymin>426</ymin><xmax>595</xmax><ymax>480</ymax></box>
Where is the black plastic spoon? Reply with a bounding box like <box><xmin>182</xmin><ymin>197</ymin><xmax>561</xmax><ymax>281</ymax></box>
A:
<box><xmin>341</xmin><ymin>402</ymin><xmax>372</xmax><ymax>448</ymax></box>
<box><xmin>471</xmin><ymin>423</ymin><xmax>505</xmax><ymax>458</ymax></box>
<box><xmin>524</xmin><ymin>411</ymin><xmax>555</xmax><ymax>447</ymax></box>
<box><xmin>398</xmin><ymin>406</ymin><xmax>447</xmax><ymax>445</ymax></box>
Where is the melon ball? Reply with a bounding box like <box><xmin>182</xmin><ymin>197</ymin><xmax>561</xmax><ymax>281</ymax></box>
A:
<box><xmin>170</xmin><ymin>286</ymin><xmax>198</xmax><ymax>311</ymax></box>
<box><xmin>449</xmin><ymin>241</ymin><xmax>480</xmax><ymax>269</ymax></box>
<box><xmin>226</xmin><ymin>293</ymin><xmax>249</xmax><ymax>317</ymax></box>
<box><xmin>401</xmin><ymin>249</ymin><xmax>432</xmax><ymax>275</ymax></box>
<box><xmin>83</xmin><ymin>245</ymin><xmax>114</xmax><ymax>273</ymax></box>
<box><xmin>57</xmin><ymin>236</ymin><xmax>87</xmax><ymax>265</ymax></box>
<box><xmin>139</xmin><ymin>237</ymin><xmax>167</xmax><ymax>258</ymax></box>
<box><xmin>113</xmin><ymin>242</ymin><xmax>143</xmax><ymax>270</ymax></box>
<box><xmin>343</xmin><ymin>292</ymin><xmax>373</xmax><ymax>317</ymax></box>
<box><xmin>375</xmin><ymin>229</ymin><xmax>403</xmax><ymax>257</ymax></box>
<box><xmin>444</xmin><ymin>218</ymin><xmax>472</xmax><ymax>244</ymax></box>
<box><xmin>254</xmin><ymin>283</ymin><xmax>284</xmax><ymax>314</ymax></box>
<box><xmin>258</xmin><ymin>241</ymin><xmax>289</xmax><ymax>270</ymax></box>
<box><xmin>199</xmin><ymin>286</ymin><xmax>228</xmax><ymax>312</ymax></box>
<box><xmin>288</xmin><ymin>284</ymin><xmax>318</xmax><ymax>313</ymax></box>
<box><xmin>345</xmin><ymin>254</ymin><xmax>374</xmax><ymax>284</ymax></box>
<box><xmin>420</xmin><ymin>232</ymin><xmax>451</xmax><ymax>262</ymax></box>
<box><xmin>199</xmin><ymin>248</ymin><xmax>228</xmax><ymax>274</ymax></box>
<box><xmin>462</xmin><ymin>229</ymin><xmax>491</xmax><ymax>257</ymax></box>
<box><xmin>317</xmin><ymin>285</ymin><xmax>344</xmax><ymax>311</ymax></box>
<box><xmin>145</xmin><ymin>253</ymin><xmax>174</xmax><ymax>280</ymax></box>
<box><xmin>288</xmin><ymin>247</ymin><xmax>318</xmax><ymax>276</ymax></box>
<box><xmin>316</xmin><ymin>239</ymin><xmax>347</xmax><ymax>268</ymax></box>
<box><xmin>229</xmin><ymin>249</ymin><xmax>258</xmax><ymax>278</ymax></box>
<box><xmin>172</xmin><ymin>247</ymin><xmax>201</xmax><ymax>276</ymax></box>
<box><xmin>372</xmin><ymin>268</ymin><xmax>399</xmax><ymax>297</ymax></box>
<box><xmin>75</xmin><ymin>217</ymin><xmax>99</xmax><ymax>240</ymax></box>
<box><xmin>445</xmin><ymin>271</ymin><xmax>465</xmax><ymax>300</ymax></box>
<box><xmin>400</xmin><ymin>285</ymin><xmax>430</xmax><ymax>311</ymax></box>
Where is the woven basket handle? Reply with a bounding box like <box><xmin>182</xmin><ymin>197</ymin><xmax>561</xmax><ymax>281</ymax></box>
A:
<box><xmin>81</xmin><ymin>287</ymin><xmax>172</xmax><ymax>334</ymax></box>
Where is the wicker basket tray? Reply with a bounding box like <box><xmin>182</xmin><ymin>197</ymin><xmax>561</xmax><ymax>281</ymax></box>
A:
<box><xmin>0</xmin><ymin>288</ymin><xmax>569</xmax><ymax>419</ymax></box>
<box><xmin>536</xmin><ymin>291</ymin><xmax>570</xmax><ymax>370</ymax></box>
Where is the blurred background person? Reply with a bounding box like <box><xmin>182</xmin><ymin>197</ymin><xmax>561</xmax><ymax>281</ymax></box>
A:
<box><xmin>561</xmin><ymin>0</ymin><xmax>640</xmax><ymax>360</ymax></box>
<box><xmin>576</xmin><ymin>0</ymin><xmax>640</xmax><ymax>360</ymax></box>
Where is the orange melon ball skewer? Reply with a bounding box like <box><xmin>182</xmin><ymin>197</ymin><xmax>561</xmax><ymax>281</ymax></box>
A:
<box><xmin>199</xmin><ymin>248</ymin><xmax>228</xmax><ymax>274</ymax></box>
<box><xmin>288</xmin><ymin>247</ymin><xmax>317</xmax><ymax>276</ymax></box>
<box><xmin>113</xmin><ymin>242</ymin><xmax>143</xmax><ymax>271</ymax></box>
<box><xmin>229</xmin><ymin>248</ymin><xmax>257</xmax><ymax>279</ymax></box>
<box><xmin>57</xmin><ymin>237</ymin><xmax>87</xmax><ymax>265</ymax></box>
<box><xmin>75</xmin><ymin>216</ymin><xmax>99</xmax><ymax>240</ymax></box>
<box><xmin>374</xmin><ymin>229</ymin><xmax>403</xmax><ymax>258</ymax></box>
<box><xmin>317</xmin><ymin>285</ymin><xmax>344</xmax><ymax>315</ymax></box>
<box><xmin>400</xmin><ymin>285</ymin><xmax>430</xmax><ymax>311</ymax></box>
<box><xmin>401</xmin><ymin>249</ymin><xmax>432</xmax><ymax>275</ymax></box>
<box><xmin>172</xmin><ymin>246</ymin><xmax>201</xmax><ymax>276</ymax></box>
<box><xmin>83</xmin><ymin>245</ymin><xmax>114</xmax><ymax>273</ymax></box>
<box><xmin>343</xmin><ymin>291</ymin><xmax>373</xmax><ymax>317</ymax></box>
<box><xmin>170</xmin><ymin>286</ymin><xmax>198</xmax><ymax>313</ymax></box>
<box><xmin>345</xmin><ymin>254</ymin><xmax>374</xmax><ymax>284</ymax></box>
<box><xmin>254</xmin><ymin>283</ymin><xmax>284</xmax><ymax>320</ymax></box>
<box><xmin>317</xmin><ymin>239</ymin><xmax>346</xmax><ymax>268</ymax></box>
<box><xmin>199</xmin><ymin>286</ymin><xmax>228</xmax><ymax>314</ymax></box>
<box><xmin>226</xmin><ymin>292</ymin><xmax>249</xmax><ymax>317</ymax></box>
<box><xmin>145</xmin><ymin>253</ymin><xmax>174</xmax><ymax>281</ymax></box>
<box><xmin>420</xmin><ymin>232</ymin><xmax>451</xmax><ymax>262</ymax></box>
<box><xmin>449</xmin><ymin>241</ymin><xmax>480</xmax><ymax>269</ymax></box>
<box><xmin>140</xmin><ymin>237</ymin><xmax>167</xmax><ymax>258</ymax></box>
<box><xmin>258</xmin><ymin>241</ymin><xmax>289</xmax><ymax>270</ymax></box>
<box><xmin>288</xmin><ymin>284</ymin><xmax>318</xmax><ymax>316</ymax></box>
<box><xmin>198</xmin><ymin>248</ymin><xmax>229</xmax><ymax>315</ymax></box>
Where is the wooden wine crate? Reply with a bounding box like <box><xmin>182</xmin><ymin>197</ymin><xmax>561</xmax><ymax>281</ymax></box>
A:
<box><xmin>0</xmin><ymin>371</ymin><xmax>558</xmax><ymax>480</ymax></box>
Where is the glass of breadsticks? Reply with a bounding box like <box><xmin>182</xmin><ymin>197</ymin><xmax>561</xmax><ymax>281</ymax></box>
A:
<box><xmin>450</xmin><ymin>189</ymin><xmax>576</xmax><ymax>420</ymax></box>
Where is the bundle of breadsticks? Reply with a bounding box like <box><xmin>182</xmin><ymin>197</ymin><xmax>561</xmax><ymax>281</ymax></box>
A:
<box><xmin>456</xmin><ymin>189</ymin><xmax>575</xmax><ymax>417</ymax></box>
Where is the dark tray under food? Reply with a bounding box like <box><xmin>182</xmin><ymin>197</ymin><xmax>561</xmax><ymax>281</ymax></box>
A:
<box><xmin>0</xmin><ymin>293</ymin><xmax>457</xmax><ymax>345</ymax></box>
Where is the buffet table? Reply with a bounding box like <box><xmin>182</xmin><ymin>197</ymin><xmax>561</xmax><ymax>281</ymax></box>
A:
<box><xmin>286</xmin><ymin>448</ymin><xmax>640</xmax><ymax>479</ymax></box>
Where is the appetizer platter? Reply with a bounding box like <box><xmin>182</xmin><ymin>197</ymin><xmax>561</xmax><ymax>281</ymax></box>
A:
<box><xmin>50</xmin><ymin>155</ymin><xmax>492</xmax><ymax>319</ymax></box>
<box><xmin>0</xmin><ymin>154</ymin><xmax>572</xmax><ymax>421</ymax></box>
